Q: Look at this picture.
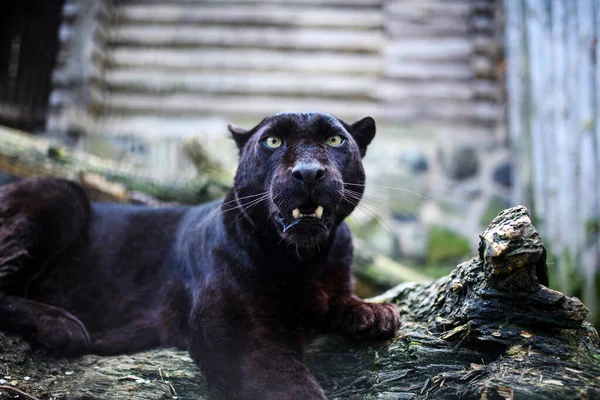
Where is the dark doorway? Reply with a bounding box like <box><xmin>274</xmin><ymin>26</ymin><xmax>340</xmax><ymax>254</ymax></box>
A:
<box><xmin>0</xmin><ymin>0</ymin><xmax>66</xmax><ymax>132</ymax></box>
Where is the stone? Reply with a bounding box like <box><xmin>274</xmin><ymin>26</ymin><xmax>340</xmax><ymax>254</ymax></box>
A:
<box><xmin>462</xmin><ymin>181</ymin><xmax>482</xmax><ymax>199</ymax></box>
<box><xmin>439</xmin><ymin>145</ymin><xmax>479</xmax><ymax>180</ymax></box>
<box><xmin>400</xmin><ymin>149</ymin><xmax>428</xmax><ymax>173</ymax></box>
<box><xmin>492</xmin><ymin>161</ymin><xmax>513</xmax><ymax>188</ymax></box>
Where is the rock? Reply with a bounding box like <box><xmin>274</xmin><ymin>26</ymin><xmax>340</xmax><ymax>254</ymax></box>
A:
<box><xmin>400</xmin><ymin>149</ymin><xmax>428</xmax><ymax>173</ymax></box>
<box><xmin>460</xmin><ymin>181</ymin><xmax>483</xmax><ymax>200</ymax></box>
<box><xmin>492</xmin><ymin>161</ymin><xmax>513</xmax><ymax>188</ymax></box>
<box><xmin>440</xmin><ymin>145</ymin><xmax>479</xmax><ymax>180</ymax></box>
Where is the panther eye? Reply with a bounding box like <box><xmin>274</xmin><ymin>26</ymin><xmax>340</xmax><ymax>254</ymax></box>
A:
<box><xmin>326</xmin><ymin>135</ymin><xmax>345</xmax><ymax>147</ymax></box>
<box><xmin>263</xmin><ymin>136</ymin><xmax>283</xmax><ymax>149</ymax></box>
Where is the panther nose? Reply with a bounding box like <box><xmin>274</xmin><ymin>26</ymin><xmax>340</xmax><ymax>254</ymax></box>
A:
<box><xmin>290</xmin><ymin>162</ymin><xmax>327</xmax><ymax>185</ymax></box>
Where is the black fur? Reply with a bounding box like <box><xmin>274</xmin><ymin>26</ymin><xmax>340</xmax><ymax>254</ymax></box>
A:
<box><xmin>0</xmin><ymin>112</ymin><xmax>399</xmax><ymax>399</ymax></box>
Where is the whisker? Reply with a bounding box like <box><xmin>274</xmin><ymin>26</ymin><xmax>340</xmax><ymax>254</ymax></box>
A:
<box><xmin>197</xmin><ymin>193</ymin><xmax>270</xmax><ymax>228</ymax></box>
<box><xmin>348</xmin><ymin>214</ymin><xmax>364</xmax><ymax>234</ymax></box>
<box><xmin>223</xmin><ymin>191</ymin><xmax>270</xmax><ymax>208</ymax></box>
<box><xmin>198</xmin><ymin>191</ymin><xmax>268</xmax><ymax>223</ymax></box>
<box><xmin>344</xmin><ymin>188</ymin><xmax>398</xmax><ymax>206</ymax></box>
<box><xmin>242</xmin><ymin>197</ymin><xmax>269</xmax><ymax>217</ymax></box>
<box><xmin>336</xmin><ymin>189</ymin><xmax>364</xmax><ymax>232</ymax></box>
<box><xmin>343</xmin><ymin>189</ymin><xmax>415</xmax><ymax>223</ymax></box>
<box><xmin>343</xmin><ymin>182</ymin><xmax>427</xmax><ymax>199</ymax></box>
<box><xmin>339</xmin><ymin>202</ymin><xmax>364</xmax><ymax>235</ymax></box>
<box><xmin>337</xmin><ymin>189</ymin><xmax>394</xmax><ymax>236</ymax></box>
<box><xmin>353</xmin><ymin>203</ymin><xmax>395</xmax><ymax>236</ymax></box>
<box><xmin>342</xmin><ymin>191</ymin><xmax>411</xmax><ymax>241</ymax></box>
<box><xmin>229</xmin><ymin>195</ymin><xmax>271</xmax><ymax>226</ymax></box>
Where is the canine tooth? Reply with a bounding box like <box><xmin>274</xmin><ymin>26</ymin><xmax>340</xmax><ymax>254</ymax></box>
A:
<box><xmin>292</xmin><ymin>208</ymin><xmax>300</xmax><ymax>219</ymax></box>
<box><xmin>315</xmin><ymin>206</ymin><xmax>324</xmax><ymax>219</ymax></box>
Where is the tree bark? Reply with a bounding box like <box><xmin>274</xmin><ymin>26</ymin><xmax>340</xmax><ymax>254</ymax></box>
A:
<box><xmin>0</xmin><ymin>206</ymin><xmax>598</xmax><ymax>400</ymax></box>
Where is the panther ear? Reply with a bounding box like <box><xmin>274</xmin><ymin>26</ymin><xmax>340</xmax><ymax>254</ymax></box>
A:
<box><xmin>349</xmin><ymin>116</ymin><xmax>376</xmax><ymax>157</ymax></box>
<box><xmin>228</xmin><ymin>124</ymin><xmax>251</xmax><ymax>150</ymax></box>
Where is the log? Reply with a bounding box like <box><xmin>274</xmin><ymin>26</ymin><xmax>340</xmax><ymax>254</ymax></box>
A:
<box><xmin>101</xmin><ymin>92</ymin><xmax>381</xmax><ymax>121</ymax></box>
<box><xmin>108</xmin><ymin>48</ymin><xmax>381</xmax><ymax>75</ymax></box>
<box><xmin>1</xmin><ymin>206</ymin><xmax>599</xmax><ymax>400</ymax></box>
<box><xmin>116</xmin><ymin>4</ymin><xmax>382</xmax><ymax>29</ymax></box>
<box><xmin>0</xmin><ymin>125</ymin><xmax>230</xmax><ymax>204</ymax></box>
<box><xmin>104</xmin><ymin>70</ymin><xmax>376</xmax><ymax>98</ymax></box>
<box><xmin>108</xmin><ymin>25</ymin><xmax>383</xmax><ymax>52</ymax></box>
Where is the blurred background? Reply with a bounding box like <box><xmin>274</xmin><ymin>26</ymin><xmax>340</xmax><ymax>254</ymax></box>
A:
<box><xmin>0</xmin><ymin>0</ymin><xmax>598</xmax><ymax>323</ymax></box>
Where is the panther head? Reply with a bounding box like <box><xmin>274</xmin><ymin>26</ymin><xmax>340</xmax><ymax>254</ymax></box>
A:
<box><xmin>228</xmin><ymin>112</ymin><xmax>375</xmax><ymax>249</ymax></box>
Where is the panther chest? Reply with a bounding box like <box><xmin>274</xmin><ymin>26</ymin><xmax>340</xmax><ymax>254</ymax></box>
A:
<box><xmin>250</xmin><ymin>279</ymin><xmax>329</xmax><ymax>335</ymax></box>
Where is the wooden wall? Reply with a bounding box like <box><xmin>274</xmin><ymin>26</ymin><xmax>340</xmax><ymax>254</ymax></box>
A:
<box><xmin>505</xmin><ymin>0</ymin><xmax>600</xmax><ymax>321</ymax></box>
<box><xmin>47</xmin><ymin>0</ymin><xmax>503</xmax><ymax>135</ymax></box>
<box><xmin>383</xmin><ymin>0</ymin><xmax>502</xmax><ymax>125</ymax></box>
<box><xmin>47</xmin><ymin>0</ymin><xmax>113</xmax><ymax>135</ymax></box>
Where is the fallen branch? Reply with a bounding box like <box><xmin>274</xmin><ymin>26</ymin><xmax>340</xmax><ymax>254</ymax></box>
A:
<box><xmin>0</xmin><ymin>385</ymin><xmax>40</xmax><ymax>400</ymax></box>
<box><xmin>0</xmin><ymin>125</ymin><xmax>230</xmax><ymax>204</ymax></box>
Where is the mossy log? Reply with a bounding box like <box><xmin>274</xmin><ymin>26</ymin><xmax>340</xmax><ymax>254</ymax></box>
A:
<box><xmin>0</xmin><ymin>126</ymin><xmax>230</xmax><ymax>204</ymax></box>
<box><xmin>1</xmin><ymin>206</ymin><xmax>598</xmax><ymax>400</ymax></box>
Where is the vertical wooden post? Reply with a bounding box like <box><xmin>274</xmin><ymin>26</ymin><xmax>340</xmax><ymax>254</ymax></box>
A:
<box><xmin>505</xmin><ymin>0</ymin><xmax>600</xmax><ymax>322</ymax></box>
<box><xmin>505</xmin><ymin>0</ymin><xmax>533</xmax><ymax>210</ymax></box>
<box><xmin>576</xmin><ymin>0</ymin><xmax>599</xmax><ymax>320</ymax></box>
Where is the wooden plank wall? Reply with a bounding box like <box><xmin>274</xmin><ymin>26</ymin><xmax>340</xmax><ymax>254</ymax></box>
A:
<box><xmin>505</xmin><ymin>0</ymin><xmax>600</xmax><ymax>321</ymax></box>
<box><xmin>47</xmin><ymin>0</ymin><xmax>113</xmax><ymax>135</ymax></box>
<box><xmin>383</xmin><ymin>0</ymin><xmax>501</xmax><ymax>125</ymax></box>
<box><xmin>47</xmin><ymin>0</ymin><xmax>503</xmax><ymax>136</ymax></box>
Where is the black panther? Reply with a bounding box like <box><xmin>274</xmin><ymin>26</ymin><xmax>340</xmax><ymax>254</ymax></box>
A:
<box><xmin>0</xmin><ymin>112</ymin><xmax>400</xmax><ymax>399</ymax></box>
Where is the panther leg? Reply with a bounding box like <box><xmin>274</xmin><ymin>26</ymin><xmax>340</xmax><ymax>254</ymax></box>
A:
<box><xmin>189</xmin><ymin>288</ymin><xmax>327</xmax><ymax>400</ymax></box>
<box><xmin>0</xmin><ymin>177</ymin><xmax>92</xmax><ymax>355</ymax></box>
<box><xmin>321</xmin><ymin>263</ymin><xmax>400</xmax><ymax>340</ymax></box>
<box><xmin>89</xmin><ymin>321</ymin><xmax>162</xmax><ymax>356</ymax></box>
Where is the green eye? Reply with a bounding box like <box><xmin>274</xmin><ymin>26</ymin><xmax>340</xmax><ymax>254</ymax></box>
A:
<box><xmin>326</xmin><ymin>135</ymin><xmax>345</xmax><ymax>147</ymax></box>
<box><xmin>263</xmin><ymin>136</ymin><xmax>282</xmax><ymax>149</ymax></box>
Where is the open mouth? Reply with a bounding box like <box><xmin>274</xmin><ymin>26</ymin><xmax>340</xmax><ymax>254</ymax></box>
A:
<box><xmin>276</xmin><ymin>205</ymin><xmax>328</xmax><ymax>233</ymax></box>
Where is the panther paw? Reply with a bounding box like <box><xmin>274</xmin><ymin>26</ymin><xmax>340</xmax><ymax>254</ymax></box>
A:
<box><xmin>35</xmin><ymin>306</ymin><xmax>91</xmax><ymax>355</ymax></box>
<box><xmin>337</xmin><ymin>300</ymin><xmax>400</xmax><ymax>339</ymax></box>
